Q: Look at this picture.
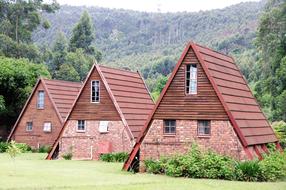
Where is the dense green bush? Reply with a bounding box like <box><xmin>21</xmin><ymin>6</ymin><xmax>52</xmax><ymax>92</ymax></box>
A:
<box><xmin>38</xmin><ymin>145</ymin><xmax>52</xmax><ymax>153</ymax></box>
<box><xmin>62</xmin><ymin>152</ymin><xmax>73</xmax><ymax>160</ymax></box>
<box><xmin>0</xmin><ymin>142</ymin><xmax>9</xmax><ymax>153</ymax></box>
<box><xmin>144</xmin><ymin>145</ymin><xmax>286</xmax><ymax>182</ymax></box>
<box><xmin>100</xmin><ymin>152</ymin><xmax>129</xmax><ymax>162</ymax></box>
<box><xmin>0</xmin><ymin>142</ymin><xmax>31</xmax><ymax>153</ymax></box>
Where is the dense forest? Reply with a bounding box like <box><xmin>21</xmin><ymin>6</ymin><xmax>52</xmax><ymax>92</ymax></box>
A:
<box><xmin>0</xmin><ymin>0</ymin><xmax>285</xmax><ymax>143</ymax></box>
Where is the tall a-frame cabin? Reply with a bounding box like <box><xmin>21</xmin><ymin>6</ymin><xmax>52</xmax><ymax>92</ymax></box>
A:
<box><xmin>8</xmin><ymin>78</ymin><xmax>82</xmax><ymax>148</ymax></box>
<box><xmin>47</xmin><ymin>64</ymin><xmax>154</xmax><ymax>160</ymax></box>
<box><xmin>123</xmin><ymin>41</ymin><xmax>280</xmax><ymax>171</ymax></box>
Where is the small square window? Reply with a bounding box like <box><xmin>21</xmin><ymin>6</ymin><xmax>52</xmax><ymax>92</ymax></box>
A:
<box><xmin>77</xmin><ymin>120</ymin><xmax>86</xmax><ymax>132</ymax></box>
<box><xmin>26</xmin><ymin>122</ymin><xmax>33</xmax><ymax>131</ymax></box>
<box><xmin>164</xmin><ymin>120</ymin><xmax>176</xmax><ymax>134</ymax></box>
<box><xmin>198</xmin><ymin>120</ymin><xmax>211</xmax><ymax>136</ymax></box>
<box><xmin>99</xmin><ymin>121</ymin><xmax>109</xmax><ymax>133</ymax></box>
<box><xmin>43</xmin><ymin>122</ymin><xmax>52</xmax><ymax>132</ymax></box>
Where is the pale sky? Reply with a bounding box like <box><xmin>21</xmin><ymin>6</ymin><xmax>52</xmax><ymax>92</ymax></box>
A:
<box><xmin>55</xmin><ymin>0</ymin><xmax>261</xmax><ymax>13</ymax></box>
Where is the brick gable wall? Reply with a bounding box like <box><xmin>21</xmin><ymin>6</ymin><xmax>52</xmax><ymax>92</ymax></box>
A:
<box><xmin>11</xmin><ymin>83</ymin><xmax>62</xmax><ymax>148</ymax></box>
<box><xmin>140</xmin><ymin>120</ymin><xmax>248</xmax><ymax>162</ymax></box>
<box><xmin>59</xmin><ymin>120</ymin><xmax>132</xmax><ymax>160</ymax></box>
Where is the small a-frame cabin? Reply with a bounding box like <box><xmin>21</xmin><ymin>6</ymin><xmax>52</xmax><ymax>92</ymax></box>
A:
<box><xmin>8</xmin><ymin>78</ymin><xmax>82</xmax><ymax>148</ymax></box>
<box><xmin>47</xmin><ymin>64</ymin><xmax>154</xmax><ymax>160</ymax></box>
<box><xmin>123</xmin><ymin>41</ymin><xmax>280</xmax><ymax>171</ymax></box>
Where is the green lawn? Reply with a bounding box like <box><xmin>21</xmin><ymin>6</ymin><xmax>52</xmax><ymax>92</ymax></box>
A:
<box><xmin>0</xmin><ymin>153</ymin><xmax>285</xmax><ymax>190</ymax></box>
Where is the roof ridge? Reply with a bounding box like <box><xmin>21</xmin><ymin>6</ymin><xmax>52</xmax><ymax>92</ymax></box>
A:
<box><xmin>194</xmin><ymin>43</ymin><xmax>234</xmax><ymax>60</ymax></box>
<box><xmin>42</xmin><ymin>78</ymin><xmax>82</xmax><ymax>85</ymax></box>
<box><xmin>99</xmin><ymin>64</ymin><xmax>138</xmax><ymax>75</ymax></box>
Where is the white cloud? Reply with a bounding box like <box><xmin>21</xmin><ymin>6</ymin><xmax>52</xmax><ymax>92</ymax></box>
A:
<box><xmin>55</xmin><ymin>0</ymin><xmax>261</xmax><ymax>13</ymax></box>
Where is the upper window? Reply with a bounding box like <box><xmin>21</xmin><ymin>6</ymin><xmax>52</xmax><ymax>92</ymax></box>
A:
<box><xmin>186</xmin><ymin>64</ymin><xmax>197</xmax><ymax>94</ymax></box>
<box><xmin>37</xmin><ymin>91</ymin><xmax>45</xmax><ymax>109</ymax></box>
<box><xmin>43</xmin><ymin>122</ymin><xmax>52</xmax><ymax>132</ymax></box>
<box><xmin>198</xmin><ymin>120</ymin><xmax>211</xmax><ymax>136</ymax></box>
<box><xmin>77</xmin><ymin>120</ymin><xmax>86</xmax><ymax>132</ymax></box>
<box><xmin>26</xmin><ymin>122</ymin><xmax>33</xmax><ymax>131</ymax></box>
<box><xmin>163</xmin><ymin>120</ymin><xmax>176</xmax><ymax>134</ymax></box>
<box><xmin>91</xmin><ymin>80</ymin><xmax>100</xmax><ymax>103</ymax></box>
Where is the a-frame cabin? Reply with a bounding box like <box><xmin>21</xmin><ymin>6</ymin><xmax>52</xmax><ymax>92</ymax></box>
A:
<box><xmin>8</xmin><ymin>78</ymin><xmax>82</xmax><ymax>148</ymax></box>
<box><xmin>123</xmin><ymin>41</ymin><xmax>280</xmax><ymax>171</ymax></box>
<box><xmin>47</xmin><ymin>64</ymin><xmax>154</xmax><ymax>160</ymax></box>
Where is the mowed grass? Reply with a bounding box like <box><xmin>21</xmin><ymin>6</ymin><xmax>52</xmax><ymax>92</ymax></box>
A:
<box><xmin>0</xmin><ymin>153</ymin><xmax>285</xmax><ymax>190</ymax></box>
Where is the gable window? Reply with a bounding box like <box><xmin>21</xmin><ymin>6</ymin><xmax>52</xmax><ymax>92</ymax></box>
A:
<box><xmin>37</xmin><ymin>91</ymin><xmax>45</xmax><ymax>109</ymax></box>
<box><xmin>198</xmin><ymin>120</ymin><xmax>211</xmax><ymax>136</ymax></box>
<box><xmin>77</xmin><ymin>120</ymin><xmax>86</xmax><ymax>132</ymax></box>
<box><xmin>91</xmin><ymin>80</ymin><xmax>100</xmax><ymax>103</ymax></box>
<box><xmin>43</xmin><ymin>122</ymin><xmax>52</xmax><ymax>132</ymax></box>
<box><xmin>163</xmin><ymin>120</ymin><xmax>176</xmax><ymax>134</ymax></box>
<box><xmin>186</xmin><ymin>64</ymin><xmax>197</xmax><ymax>94</ymax></box>
<box><xmin>99</xmin><ymin>121</ymin><xmax>109</xmax><ymax>133</ymax></box>
<box><xmin>26</xmin><ymin>122</ymin><xmax>33</xmax><ymax>131</ymax></box>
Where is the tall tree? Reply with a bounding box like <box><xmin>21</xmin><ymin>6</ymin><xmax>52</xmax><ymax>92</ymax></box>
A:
<box><xmin>254</xmin><ymin>0</ymin><xmax>286</xmax><ymax>120</ymax></box>
<box><xmin>69</xmin><ymin>10</ymin><xmax>102</xmax><ymax>61</ymax></box>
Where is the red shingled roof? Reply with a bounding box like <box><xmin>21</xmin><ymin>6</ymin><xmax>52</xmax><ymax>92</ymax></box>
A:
<box><xmin>123</xmin><ymin>41</ymin><xmax>278</xmax><ymax>170</ymax></box>
<box><xmin>99</xmin><ymin>65</ymin><xmax>154</xmax><ymax>139</ymax></box>
<box><xmin>7</xmin><ymin>78</ymin><xmax>82</xmax><ymax>141</ymax></box>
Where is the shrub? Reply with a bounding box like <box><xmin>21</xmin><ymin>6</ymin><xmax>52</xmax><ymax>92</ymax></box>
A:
<box><xmin>38</xmin><ymin>145</ymin><xmax>51</xmax><ymax>153</ymax></box>
<box><xmin>100</xmin><ymin>152</ymin><xmax>129</xmax><ymax>162</ymax></box>
<box><xmin>259</xmin><ymin>151</ymin><xmax>286</xmax><ymax>181</ymax></box>
<box><xmin>0</xmin><ymin>142</ymin><xmax>9</xmax><ymax>153</ymax></box>
<box><xmin>62</xmin><ymin>152</ymin><xmax>73</xmax><ymax>160</ymax></box>
<box><xmin>235</xmin><ymin>160</ymin><xmax>262</xmax><ymax>181</ymax></box>
<box><xmin>144</xmin><ymin>159</ymin><xmax>162</xmax><ymax>174</ymax></box>
<box><xmin>15</xmin><ymin>143</ymin><xmax>31</xmax><ymax>153</ymax></box>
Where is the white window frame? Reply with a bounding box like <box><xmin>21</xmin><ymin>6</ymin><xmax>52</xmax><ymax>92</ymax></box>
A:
<box><xmin>186</xmin><ymin>64</ymin><xmax>197</xmax><ymax>95</ymax></box>
<box><xmin>43</xmin><ymin>122</ymin><xmax>52</xmax><ymax>133</ymax></box>
<box><xmin>26</xmin><ymin>122</ymin><xmax>33</xmax><ymax>131</ymax></box>
<box><xmin>77</xmin><ymin>120</ymin><xmax>86</xmax><ymax>132</ymax></box>
<box><xmin>37</xmin><ymin>90</ymin><xmax>45</xmax><ymax>109</ymax></box>
<box><xmin>99</xmin><ymin>121</ymin><xmax>109</xmax><ymax>133</ymax></box>
<box><xmin>91</xmin><ymin>80</ymin><xmax>100</xmax><ymax>103</ymax></box>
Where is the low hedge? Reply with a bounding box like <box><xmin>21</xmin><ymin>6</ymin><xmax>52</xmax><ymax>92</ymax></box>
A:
<box><xmin>0</xmin><ymin>142</ymin><xmax>31</xmax><ymax>153</ymax></box>
<box><xmin>100</xmin><ymin>152</ymin><xmax>129</xmax><ymax>162</ymax></box>
<box><xmin>144</xmin><ymin>145</ymin><xmax>286</xmax><ymax>182</ymax></box>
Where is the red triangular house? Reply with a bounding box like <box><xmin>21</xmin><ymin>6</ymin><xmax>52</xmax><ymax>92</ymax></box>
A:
<box><xmin>47</xmin><ymin>64</ymin><xmax>154</xmax><ymax>160</ymax></box>
<box><xmin>123</xmin><ymin>41</ymin><xmax>280</xmax><ymax>171</ymax></box>
<box><xmin>8</xmin><ymin>78</ymin><xmax>81</xmax><ymax>148</ymax></box>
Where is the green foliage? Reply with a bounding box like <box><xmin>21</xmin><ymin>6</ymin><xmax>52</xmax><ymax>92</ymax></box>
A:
<box><xmin>6</xmin><ymin>141</ymin><xmax>21</xmax><ymax>159</ymax></box>
<box><xmin>38</xmin><ymin>145</ymin><xmax>51</xmax><ymax>153</ymax></box>
<box><xmin>54</xmin><ymin>63</ymin><xmax>80</xmax><ymax>82</ymax></box>
<box><xmin>15</xmin><ymin>143</ymin><xmax>31</xmax><ymax>153</ymax></box>
<box><xmin>144</xmin><ymin>145</ymin><xmax>286</xmax><ymax>182</ymax></box>
<box><xmin>0</xmin><ymin>141</ymin><xmax>9</xmax><ymax>153</ymax></box>
<box><xmin>272</xmin><ymin>121</ymin><xmax>286</xmax><ymax>149</ymax></box>
<box><xmin>100</xmin><ymin>152</ymin><xmax>129</xmax><ymax>162</ymax></box>
<box><xmin>0</xmin><ymin>56</ymin><xmax>50</xmax><ymax>131</ymax></box>
<box><xmin>62</xmin><ymin>146</ymin><xmax>73</xmax><ymax>160</ymax></box>
<box><xmin>235</xmin><ymin>160</ymin><xmax>262</xmax><ymax>181</ymax></box>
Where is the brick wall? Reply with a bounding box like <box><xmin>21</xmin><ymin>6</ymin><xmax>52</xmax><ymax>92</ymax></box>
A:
<box><xmin>140</xmin><ymin>120</ymin><xmax>248</xmax><ymax>162</ymax></box>
<box><xmin>12</xmin><ymin>83</ymin><xmax>62</xmax><ymax>148</ymax></box>
<box><xmin>59</xmin><ymin>120</ymin><xmax>133</xmax><ymax>160</ymax></box>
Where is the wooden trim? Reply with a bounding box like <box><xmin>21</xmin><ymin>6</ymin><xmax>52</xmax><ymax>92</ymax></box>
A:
<box><xmin>254</xmin><ymin>145</ymin><xmax>263</xmax><ymax>160</ymax></box>
<box><xmin>137</xmin><ymin>71</ymin><xmax>155</xmax><ymax>104</ymax></box>
<box><xmin>261</xmin><ymin>144</ymin><xmax>269</xmax><ymax>154</ymax></box>
<box><xmin>276</xmin><ymin>142</ymin><xmax>283</xmax><ymax>152</ymax></box>
<box><xmin>244</xmin><ymin>147</ymin><xmax>253</xmax><ymax>160</ymax></box>
<box><xmin>7</xmin><ymin>78</ymin><xmax>42</xmax><ymax>141</ymax></box>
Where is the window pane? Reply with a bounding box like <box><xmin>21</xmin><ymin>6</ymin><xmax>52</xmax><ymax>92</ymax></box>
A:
<box><xmin>164</xmin><ymin>120</ymin><xmax>176</xmax><ymax>134</ymax></box>
<box><xmin>198</xmin><ymin>120</ymin><xmax>210</xmax><ymax>135</ymax></box>
<box><xmin>37</xmin><ymin>91</ymin><xmax>44</xmax><ymax>109</ymax></box>
<box><xmin>186</xmin><ymin>64</ymin><xmax>197</xmax><ymax>94</ymax></box>
<box><xmin>91</xmin><ymin>81</ymin><xmax>100</xmax><ymax>102</ymax></box>
<box><xmin>77</xmin><ymin>120</ymin><xmax>85</xmax><ymax>131</ymax></box>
